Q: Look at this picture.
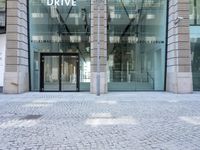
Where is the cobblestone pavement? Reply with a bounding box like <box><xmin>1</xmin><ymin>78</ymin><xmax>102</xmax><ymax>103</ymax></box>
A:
<box><xmin>0</xmin><ymin>92</ymin><xmax>200</xmax><ymax>150</ymax></box>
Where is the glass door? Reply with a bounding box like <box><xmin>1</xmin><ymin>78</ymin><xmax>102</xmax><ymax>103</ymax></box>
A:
<box><xmin>61</xmin><ymin>55</ymin><xmax>78</xmax><ymax>91</ymax></box>
<box><xmin>41</xmin><ymin>55</ymin><xmax>60</xmax><ymax>91</ymax></box>
<box><xmin>40</xmin><ymin>53</ymin><xmax>79</xmax><ymax>92</ymax></box>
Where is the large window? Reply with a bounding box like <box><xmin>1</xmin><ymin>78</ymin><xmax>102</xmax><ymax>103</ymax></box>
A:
<box><xmin>107</xmin><ymin>0</ymin><xmax>167</xmax><ymax>91</ymax></box>
<box><xmin>29</xmin><ymin>0</ymin><xmax>91</xmax><ymax>91</ymax></box>
<box><xmin>0</xmin><ymin>0</ymin><xmax>6</xmax><ymax>33</ymax></box>
<box><xmin>190</xmin><ymin>0</ymin><xmax>200</xmax><ymax>25</ymax></box>
<box><xmin>190</xmin><ymin>0</ymin><xmax>200</xmax><ymax>90</ymax></box>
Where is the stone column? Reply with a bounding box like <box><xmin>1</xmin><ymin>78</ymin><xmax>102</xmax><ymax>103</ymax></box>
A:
<box><xmin>4</xmin><ymin>0</ymin><xmax>29</xmax><ymax>93</ymax></box>
<box><xmin>166</xmin><ymin>0</ymin><xmax>193</xmax><ymax>93</ymax></box>
<box><xmin>90</xmin><ymin>0</ymin><xmax>107</xmax><ymax>94</ymax></box>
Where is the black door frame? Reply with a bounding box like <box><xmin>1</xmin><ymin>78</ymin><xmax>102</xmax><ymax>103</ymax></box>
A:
<box><xmin>40</xmin><ymin>53</ymin><xmax>80</xmax><ymax>92</ymax></box>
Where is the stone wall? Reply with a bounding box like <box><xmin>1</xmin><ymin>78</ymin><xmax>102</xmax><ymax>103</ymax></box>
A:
<box><xmin>90</xmin><ymin>0</ymin><xmax>107</xmax><ymax>94</ymax></box>
<box><xmin>166</xmin><ymin>0</ymin><xmax>193</xmax><ymax>93</ymax></box>
<box><xmin>4</xmin><ymin>0</ymin><xmax>29</xmax><ymax>93</ymax></box>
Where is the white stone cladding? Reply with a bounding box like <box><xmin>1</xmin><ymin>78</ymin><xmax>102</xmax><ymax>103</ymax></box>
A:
<box><xmin>166</xmin><ymin>0</ymin><xmax>193</xmax><ymax>93</ymax></box>
<box><xmin>4</xmin><ymin>0</ymin><xmax>29</xmax><ymax>93</ymax></box>
<box><xmin>90</xmin><ymin>0</ymin><xmax>107</xmax><ymax>94</ymax></box>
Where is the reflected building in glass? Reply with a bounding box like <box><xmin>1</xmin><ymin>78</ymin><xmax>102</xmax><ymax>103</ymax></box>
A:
<box><xmin>0</xmin><ymin>0</ymin><xmax>6</xmax><ymax>92</ymax></box>
<box><xmin>190</xmin><ymin>0</ymin><xmax>200</xmax><ymax>90</ymax></box>
<box><xmin>1</xmin><ymin>0</ymin><xmax>199</xmax><ymax>94</ymax></box>
<box><xmin>29</xmin><ymin>0</ymin><xmax>91</xmax><ymax>91</ymax></box>
<box><xmin>107</xmin><ymin>0</ymin><xmax>167</xmax><ymax>91</ymax></box>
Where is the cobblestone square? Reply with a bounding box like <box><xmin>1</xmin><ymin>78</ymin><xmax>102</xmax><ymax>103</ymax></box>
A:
<box><xmin>0</xmin><ymin>92</ymin><xmax>200</xmax><ymax>150</ymax></box>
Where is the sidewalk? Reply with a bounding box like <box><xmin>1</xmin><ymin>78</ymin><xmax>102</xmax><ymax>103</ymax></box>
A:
<box><xmin>0</xmin><ymin>92</ymin><xmax>200</xmax><ymax>149</ymax></box>
<box><xmin>1</xmin><ymin>91</ymin><xmax>200</xmax><ymax>102</ymax></box>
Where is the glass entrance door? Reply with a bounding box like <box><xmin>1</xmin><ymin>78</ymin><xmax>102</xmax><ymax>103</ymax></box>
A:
<box><xmin>61</xmin><ymin>56</ymin><xmax>78</xmax><ymax>91</ymax></box>
<box><xmin>40</xmin><ymin>53</ymin><xmax>79</xmax><ymax>92</ymax></box>
<box><xmin>42</xmin><ymin>55</ymin><xmax>60</xmax><ymax>91</ymax></box>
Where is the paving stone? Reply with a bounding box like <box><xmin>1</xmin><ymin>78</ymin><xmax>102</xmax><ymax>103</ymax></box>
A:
<box><xmin>0</xmin><ymin>92</ymin><xmax>200</xmax><ymax>149</ymax></box>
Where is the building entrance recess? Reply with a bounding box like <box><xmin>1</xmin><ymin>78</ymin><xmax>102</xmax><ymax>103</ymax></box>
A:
<box><xmin>40</xmin><ymin>53</ymin><xmax>79</xmax><ymax>92</ymax></box>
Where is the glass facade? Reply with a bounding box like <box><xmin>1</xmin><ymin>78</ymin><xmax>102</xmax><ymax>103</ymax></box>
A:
<box><xmin>29</xmin><ymin>0</ymin><xmax>167</xmax><ymax>92</ymax></box>
<box><xmin>29</xmin><ymin>0</ymin><xmax>91</xmax><ymax>91</ymax></box>
<box><xmin>0</xmin><ymin>0</ymin><xmax>6</xmax><ymax>33</ymax></box>
<box><xmin>190</xmin><ymin>0</ymin><xmax>200</xmax><ymax>90</ymax></box>
<box><xmin>190</xmin><ymin>0</ymin><xmax>200</xmax><ymax>25</ymax></box>
<box><xmin>107</xmin><ymin>0</ymin><xmax>167</xmax><ymax>91</ymax></box>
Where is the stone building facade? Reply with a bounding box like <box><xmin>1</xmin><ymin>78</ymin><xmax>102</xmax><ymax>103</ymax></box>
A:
<box><xmin>1</xmin><ymin>0</ymin><xmax>198</xmax><ymax>94</ymax></box>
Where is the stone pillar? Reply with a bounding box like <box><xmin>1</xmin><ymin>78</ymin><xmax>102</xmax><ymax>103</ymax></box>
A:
<box><xmin>90</xmin><ymin>0</ymin><xmax>107</xmax><ymax>94</ymax></box>
<box><xmin>166</xmin><ymin>0</ymin><xmax>193</xmax><ymax>93</ymax></box>
<box><xmin>4</xmin><ymin>0</ymin><xmax>29</xmax><ymax>93</ymax></box>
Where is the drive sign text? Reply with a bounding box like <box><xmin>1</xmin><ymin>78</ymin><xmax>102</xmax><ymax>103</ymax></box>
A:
<box><xmin>47</xmin><ymin>0</ymin><xmax>77</xmax><ymax>6</ymax></box>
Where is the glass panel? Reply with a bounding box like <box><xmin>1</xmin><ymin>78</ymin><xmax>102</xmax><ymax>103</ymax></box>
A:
<box><xmin>190</xmin><ymin>0</ymin><xmax>200</xmax><ymax>90</ymax></box>
<box><xmin>43</xmin><ymin>56</ymin><xmax>59</xmax><ymax>91</ymax></box>
<box><xmin>190</xmin><ymin>0</ymin><xmax>200</xmax><ymax>25</ymax></box>
<box><xmin>107</xmin><ymin>0</ymin><xmax>167</xmax><ymax>91</ymax></box>
<box><xmin>61</xmin><ymin>56</ymin><xmax>77</xmax><ymax>91</ymax></box>
<box><xmin>189</xmin><ymin>0</ymin><xmax>195</xmax><ymax>24</ymax></box>
<box><xmin>190</xmin><ymin>26</ymin><xmax>200</xmax><ymax>90</ymax></box>
<box><xmin>197</xmin><ymin>1</ymin><xmax>200</xmax><ymax>24</ymax></box>
<box><xmin>29</xmin><ymin>0</ymin><xmax>90</xmax><ymax>91</ymax></box>
<box><xmin>0</xmin><ymin>0</ymin><xmax>6</xmax><ymax>33</ymax></box>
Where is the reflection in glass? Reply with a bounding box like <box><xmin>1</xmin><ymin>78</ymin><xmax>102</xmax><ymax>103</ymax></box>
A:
<box><xmin>0</xmin><ymin>0</ymin><xmax>6</xmax><ymax>33</ymax></box>
<box><xmin>43</xmin><ymin>56</ymin><xmax>59</xmax><ymax>91</ymax></box>
<box><xmin>190</xmin><ymin>0</ymin><xmax>200</xmax><ymax>90</ymax></box>
<box><xmin>29</xmin><ymin>0</ymin><xmax>90</xmax><ymax>91</ymax></box>
<box><xmin>107</xmin><ymin>0</ymin><xmax>167</xmax><ymax>91</ymax></box>
<box><xmin>190</xmin><ymin>27</ymin><xmax>200</xmax><ymax>90</ymax></box>
<box><xmin>190</xmin><ymin>0</ymin><xmax>200</xmax><ymax>25</ymax></box>
<box><xmin>61</xmin><ymin>56</ymin><xmax>77</xmax><ymax>91</ymax></box>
